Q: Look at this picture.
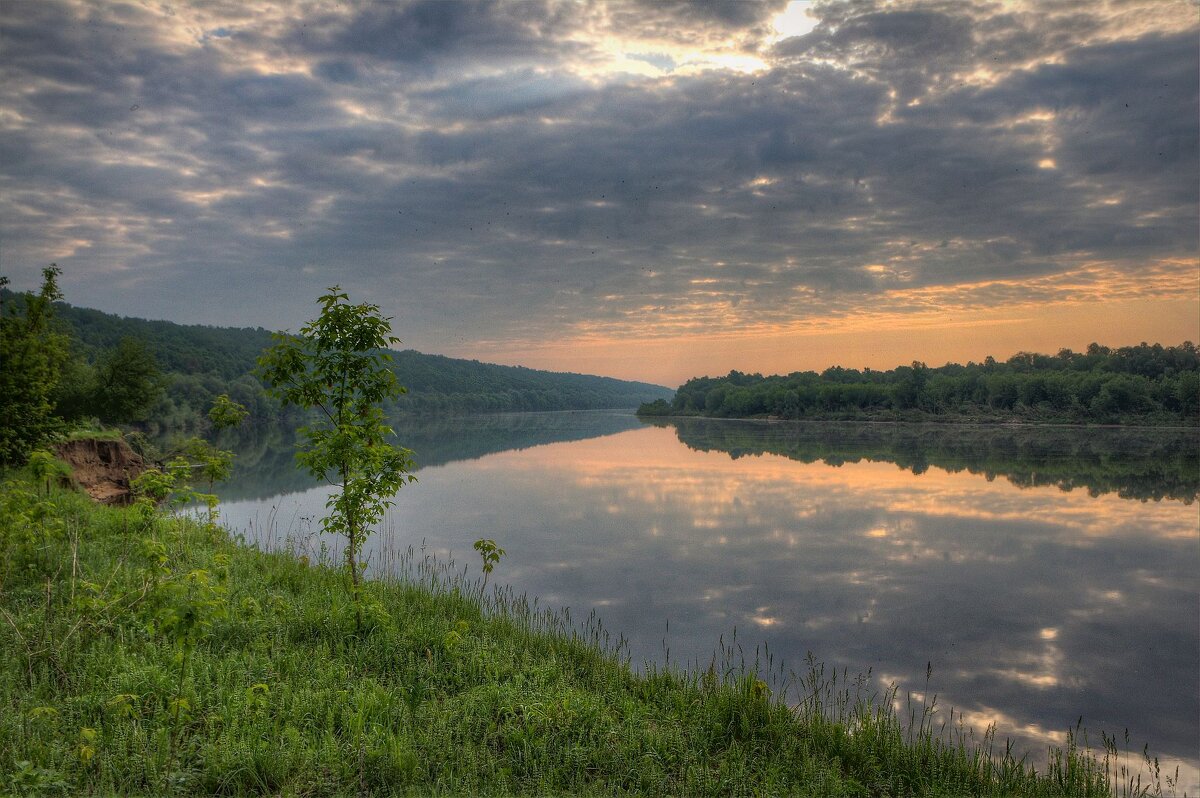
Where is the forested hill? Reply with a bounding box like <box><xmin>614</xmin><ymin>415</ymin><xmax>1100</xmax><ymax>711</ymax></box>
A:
<box><xmin>639</xmin><ymin>344</ymin><xmax>1199</xmax><ymax>427</ymax></box>
<box><xmin>41</xmin><ymin>297</ymin><xmax>673</xmax><ymax>427</ymax></box>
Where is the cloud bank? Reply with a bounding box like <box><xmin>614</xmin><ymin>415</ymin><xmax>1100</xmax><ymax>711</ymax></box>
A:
<box><xmin>1</xmin><ymin>0</ymin><xmax>1196</xmax><ymax>379</ymax></box>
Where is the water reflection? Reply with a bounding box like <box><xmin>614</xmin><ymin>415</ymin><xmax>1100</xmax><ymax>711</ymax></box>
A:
<box><xmin>213</xmin><ymin>410</ymin><xmax>644</xmax><ymax>501</ymax></box>
<box><xmin>649</xmin><ymin>417</ymin><xmax>1200</xmax><ymax>504</ymax></box>
<box><xmin>214</xmin><ymin>413</ymin><xmax>1199</xmax><ymax>790</ymax></box>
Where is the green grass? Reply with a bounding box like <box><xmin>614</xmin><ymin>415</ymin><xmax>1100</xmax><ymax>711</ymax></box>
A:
<box><xmin>0</xmin><ymin>471</ymin><xmax>1173</xmax><ymax>796</ymax></box>
<box><xmin>59</xmin><ymin>424</ymin><xmax>126</xmax><ymax>442</ymax></box>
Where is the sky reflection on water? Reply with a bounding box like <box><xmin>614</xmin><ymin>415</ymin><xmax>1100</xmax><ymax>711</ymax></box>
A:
<box><xmin>216</xmin><ymin>414</ymin><xmax>1199</xmax><ymax>789</ymax></box>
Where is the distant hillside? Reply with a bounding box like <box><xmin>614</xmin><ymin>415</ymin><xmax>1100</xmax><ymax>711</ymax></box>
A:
<box><xmin>51</xmin><ymin>301</ymin><xmax>275</xmax><ymax>380</ymax></box>
<box><xmin>29</xmin><ymin>294</ymin><xmax>672</xmax><ymax>427</ymax></box>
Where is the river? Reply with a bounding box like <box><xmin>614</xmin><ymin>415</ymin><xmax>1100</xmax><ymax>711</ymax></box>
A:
<box><xmin>212</xmin><ymin>410</ymin><xmax>1200</xmax><ymax>792</ymax></box>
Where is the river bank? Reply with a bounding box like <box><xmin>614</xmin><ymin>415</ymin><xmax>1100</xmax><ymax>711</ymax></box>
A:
<box><xmin>0</xmin><ymin>468</ymin><xmax>1154</xmax><ymax>796</ymax></box>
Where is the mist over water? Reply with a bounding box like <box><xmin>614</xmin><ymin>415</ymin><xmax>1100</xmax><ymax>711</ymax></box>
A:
<box><xmin>215</xmin><ymin>411</ymin><xmax>1200</xmax><ymax>790</ymax></box>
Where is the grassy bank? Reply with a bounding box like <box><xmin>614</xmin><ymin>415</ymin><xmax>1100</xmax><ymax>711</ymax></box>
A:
<box><xmin>0</xmin><ymin>471</ymin><xmax>1159</xmax><ymax>796</ymax></box>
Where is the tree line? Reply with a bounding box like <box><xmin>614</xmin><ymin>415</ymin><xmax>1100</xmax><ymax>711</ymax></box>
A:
<box><xmin>640</xmin><ymin>344</ymin><xmax>1200</xmax><ymax>426</ymax></box>
<box><xmin>1</xmin><ymin>269</ymin><xmax>673</xmax><ymax>464</ymax></box>
<box><xmin>44</xmin><ymin>288</ymin><xmax>671</xmax><ymax>429</ymax></box>
<box><xmin>0</xmin><ymin>271</ymin><xmax>676</xmax><ymax>460</ymax></box>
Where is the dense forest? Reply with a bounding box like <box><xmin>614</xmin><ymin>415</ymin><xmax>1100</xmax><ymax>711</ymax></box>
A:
<box><xmin>3</xmin><ymin>288</ymin><xmax>671</xmax><ymax>433</ymax></box>
<box><xmin>640</xmin><ymin>344</ymin><xmax>1200</xmax><ymax>426</ymax></box>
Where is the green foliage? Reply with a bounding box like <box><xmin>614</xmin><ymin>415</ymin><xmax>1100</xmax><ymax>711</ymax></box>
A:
<box><xmin>6</xmin><ymin>291</ymin><xmax>672</xmax><ymax>432</ymax></box>
<box><xmin>148</xmin><ymin>565</ymin><xmax>228</xmax><ymax>653</ymax></box>
<box><xmin>179</xmin><ymin>437</ymin><xmax>234</xmax><ymax>492</ymax></box>
<box><xmin>26</xmin><ymin>450</ymin><xmax>70</xmax><ymax>497</ymax></box>
<box><xmin>131</xmin><ymin>466</ymin><xmax>177</xmax><ymax>506</ymax></box>
<box><xmin>0</xmin><ymin>272</ymin><xmax>167</xmax><ymax>433</ymax></box>
<box><xmin>257</xmin><ymin>287</ymin><xmax>416</xmax><ymax>625</ymax></box>
<box><xmin>659</xmin><ymin>342</ymin><xmax>1200</xmax><ymax>425</ymax></box>
<box><xmin>207</xmin><ymin>393</ymin><xmax>248</xmax><ymax>430</ymax></box>
<box><xmin>0</xmin><ymin>478</ymin><xmax>67</xmax><ymax>574</ymax></box>
<box><xmin>130</xmin><ymin>440</ymin><xmax>234</xmax><ymax>531</ymax></box>
<box><xmin>134</xmin><ymin>400</ymin><xmax>245</xmax><ymax>510</ymax></box>
<box><xmin>6</xmin><ymin>760</ymin><xmax>69</xmax><ymax>796</ymax></box>
<box><xmin>636</xmin><ymin>397</ymin><xmax>672</xmax><ymax>416</ymax></box>
<box><xmin>91</xmin><ymin>336</ymin><xmax>167</xmax><ymax>424</ymax></box>
<box><xmin>50</xmin><ymin>350</ymin><xmax>99</xmax><ymax>424</ymax></box>
<box><xmin>472</xmin><ymin>538</ymin><xmax>506</xmax><ymax>587</ymax></box>
<box><xmin>0</xmin><ymin>266</ymin><xmax>70</xmax><ymax>465</ymax></box>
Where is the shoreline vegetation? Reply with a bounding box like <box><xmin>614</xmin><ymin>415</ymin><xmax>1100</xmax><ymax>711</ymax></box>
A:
<box><xmin>638</xmin><ymin>343</ymin><xmax>1199</xmax><ymax>428</ymax></box>
<box><xmin>0</xmin><ymin>468</ymin><xmax>1176</xmax><ymax>797</ymax></box>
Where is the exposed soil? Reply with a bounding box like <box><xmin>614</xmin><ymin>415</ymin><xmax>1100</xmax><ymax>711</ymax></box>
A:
<box><xmin>55</xmin><ymin>438</ymin><xmax>147</xmax><ymax>504</ymax></box>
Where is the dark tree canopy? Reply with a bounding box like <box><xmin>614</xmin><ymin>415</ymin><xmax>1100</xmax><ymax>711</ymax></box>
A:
<box><xmin>14</xmin><ymin>295</ymin><xmax>671</xmax><ymax>432</ymax></box>
<box><xmin>0</xmin><ymin>266</ymin><xmax>69</xmax><ymax>465</ymax></box>
<box><xmin>91</xmin><ymin>336</ymin><xmax>167</xmax><ymax>424</ymax></box>
<box><xmin>646</xmin><ymin>343</ymin><xmax>1200</xmax><ymax>426</ymax></box>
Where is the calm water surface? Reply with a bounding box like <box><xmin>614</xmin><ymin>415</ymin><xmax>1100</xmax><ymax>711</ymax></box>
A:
<box><xmin>216</xmin><ymin>411</ymin><xmax>1200</xmax><ymax>790</ymax></box>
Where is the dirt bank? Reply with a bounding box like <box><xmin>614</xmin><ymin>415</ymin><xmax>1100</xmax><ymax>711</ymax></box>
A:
<box><xmin>54</xmin><ymin>438</ymin><xmax>147</xmax><ymax>504</ymax></box>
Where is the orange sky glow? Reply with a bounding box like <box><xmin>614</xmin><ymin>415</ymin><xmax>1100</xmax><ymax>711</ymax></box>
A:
<box><xmin>476</xmin><ymin>295</ymin><xmax>1199</xmax><ymax>386</ymax></box>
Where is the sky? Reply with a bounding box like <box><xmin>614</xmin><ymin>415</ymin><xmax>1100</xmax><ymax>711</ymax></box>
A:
<box><xmin>1</xmin><ymin>0</ymin><xmax>1197</xmax><ymax>386</ymax></box>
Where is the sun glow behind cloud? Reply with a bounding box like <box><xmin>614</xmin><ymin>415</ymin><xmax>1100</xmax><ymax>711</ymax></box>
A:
<box><xmin>467</xmin><ymin>257</ymin><xmax>1198</xmax><ymax>383</ymax></box>
<box><xmin>769</xmin><ymin>1</ymin><xmax>819</xmax><ymax>42</ymax></box>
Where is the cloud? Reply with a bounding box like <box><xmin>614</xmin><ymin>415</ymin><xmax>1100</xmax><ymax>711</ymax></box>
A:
<box><xmin>290</xmin><ymin>1</ymin><xmax>586</xmax><ymax>71</ymax></box>
<box><xmin>0</xmin><ymin>0</ymin><xmax>1194</xmax><ymax>362</ymax></box>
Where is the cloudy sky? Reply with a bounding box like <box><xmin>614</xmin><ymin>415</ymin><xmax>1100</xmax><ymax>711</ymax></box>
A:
<box><xmin>1</xmin><ymin>0</ymin><xmax>1196</xmax><ymax>385</ymax></box>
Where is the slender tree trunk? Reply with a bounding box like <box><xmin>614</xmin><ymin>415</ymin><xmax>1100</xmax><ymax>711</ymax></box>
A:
<box><xmin>349</xmin><ymin>513</ymin><xmax>361</xmax><ymax>632</ymax></box>
<box><xmin>166</xmin><ymin>644</ymin><xmax>192</xmax><ymax>787</ymax></box>
<box><xmin>343</xmin><ymin>462</ymin><xmax>362</xmax><ymax>632</ymax></box>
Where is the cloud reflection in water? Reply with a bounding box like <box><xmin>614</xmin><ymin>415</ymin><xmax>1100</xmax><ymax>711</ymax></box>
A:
<box><xmin>218</xmin><ymin>418</ymin><xmax>1199</xmax><ymax>789</ymax></box>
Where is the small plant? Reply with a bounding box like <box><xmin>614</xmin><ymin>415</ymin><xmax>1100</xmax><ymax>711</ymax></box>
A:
<box><xmin>245</xmin><ymin>682</ymin><xmax>270</xmax><ymax>712</ymax></box>
<box><xmin>207</xmin><ymin>393</ymin><xmax>249</xmax><ymax>430</ymax></box>
<box><xmin>106</xmin><ymin>693</ymin><xmax>142</xmax><ymax>722</ymax></box>
<box><xmin>75</xmin><ymin>727</ymin><xmax>97</xmax><ymax>767</ymax></box>
<box><xmin>148</xmin><ymin>566</ymin><xmax>228</xmax><ymax>787</ymax></box>
<box><xmin>443</xmin><ymin>619</ymin><xmax>470</xmax><ymax>653</ymax></box>
<box><xmin>133</xmin><ymin>445</ymin><xmax>230</xmax><ymax>527</ymax></box>
<box><xmin>257</xmin><ymin>286</ymin><xmax>416</xmax><ymax>631</ymax></box>
<box><xmin>26</xmin><ymin>450</ymin><xmax>68</xmax><ymax>497</ymax></box>
<box><xmin>179</xmin><ymin>438</ymin><xmax>234</xmax><ymax>496</ymax></box>
<box><xmin>0</xmin><ymin>480</ymin><xmax>66</xmax><ymax>572</ymax></box>
<box><xmin>131</xmin><ymin>467</ymin><xmax>176</xmax><ymax>507</ymax></box>
<box><xmin>473</xmin><ymin>538</ymin><xmax>506</xmax><ymax>589</ymax></box>
<box><xmin>172</xmin><ymin>439</ymin><xmax>231</xmax><ymax>527</ymax></box>
<box><xmin>6</xmin><ymin>760</ymin><xmax>68</xmax><ymax>796</ymax></box>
